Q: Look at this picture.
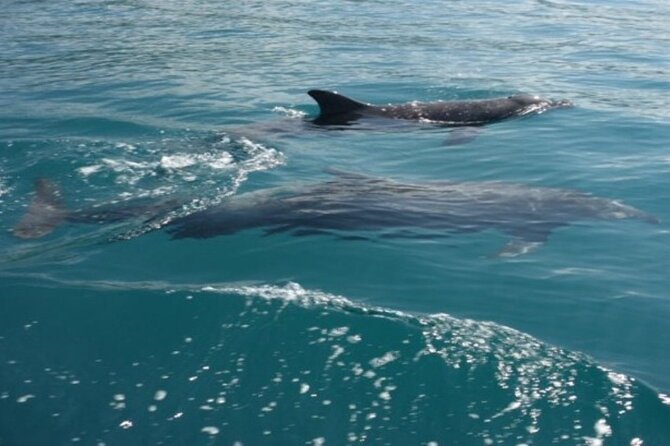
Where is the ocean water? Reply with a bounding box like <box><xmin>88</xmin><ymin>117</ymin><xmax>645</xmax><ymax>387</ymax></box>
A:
<box><xmin>1</xmin><ymin>0</ymin><xmax>670</xmax><ymax>445</ymax></box>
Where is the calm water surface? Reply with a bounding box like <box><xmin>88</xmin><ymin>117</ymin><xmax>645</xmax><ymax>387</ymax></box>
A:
<box><xmin>2</xmin><ymin>0</ymin><xmax>670</xmax><ymax>445</ymax></box>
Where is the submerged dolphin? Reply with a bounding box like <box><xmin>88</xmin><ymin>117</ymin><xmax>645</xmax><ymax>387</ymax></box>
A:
<box><xmin>14</xmin><ymin>171</ymin><xmax>657</xmax><ymax>257</ymax></box>
<box><xmin>308</xmin><ymin>90</ymin><xmax>573</xmax><ymax>127</ymax></box>
<box><xmin>167</xmin><ymin>171</ymin><xmax>657</xmax><ymax>255</ymax></box>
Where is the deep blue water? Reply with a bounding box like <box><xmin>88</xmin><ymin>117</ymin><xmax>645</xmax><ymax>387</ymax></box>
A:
<box><xmin>2</xmin><ymin>0</ymin><xmax>670</xmax><ymax>445</ymax></box>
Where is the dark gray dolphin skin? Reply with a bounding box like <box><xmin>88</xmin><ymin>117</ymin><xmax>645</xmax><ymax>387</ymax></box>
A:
<box><xmin>15</xmin><ymin>171</ymin><xmax>656</xmax><ymax>257</ymax></box>
<box><xmin>308</xmin><ymin>90</ymin><xmax>573</xmax><ymax>126</ymax></box>
<box><xmin>166</xmin><ymin>170</ymin><xmax>656</xmax><ymax>256</ymax></box>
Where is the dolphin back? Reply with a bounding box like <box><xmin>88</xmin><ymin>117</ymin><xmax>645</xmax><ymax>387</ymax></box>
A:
<box><xmin>308</xmin><ymin>90</ymin><xmax>369</xmax><ymax>116</ymax></box>
<box><xmin>13</xmin><ymin>179</ymin><xmax>67</xmax><ymax>239</ymax></box>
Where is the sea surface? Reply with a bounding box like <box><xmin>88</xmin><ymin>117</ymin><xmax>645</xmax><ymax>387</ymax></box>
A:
<box><xmin>2</xmin><ymin>1</ymin><xmax>670</xmax><ymax>445</ymax></box>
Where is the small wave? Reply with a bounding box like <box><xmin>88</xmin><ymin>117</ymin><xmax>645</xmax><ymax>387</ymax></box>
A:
<box><xmin>9</xmin><ymin>277</ymin><xmax>668</xmax><ymax>430</ymax></box>
<box><xmin>1</xmin><ymin>276</ymin><xmax>667</xmax><ymax>444</ymax></box>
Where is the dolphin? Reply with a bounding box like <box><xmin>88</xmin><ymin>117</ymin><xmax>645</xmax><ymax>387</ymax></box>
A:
<box><xmin>308</xmin><ymin>90</ymin><xmax>573</xmax><ymax>127</ymax></box>
<box><xmin>166</xmin><ymin>170</ymin><xmax>657</xmax><ymax>255</ymax></box>
<box><xmin>14</xmin><ymin>171</ymin><xmax>655</xmax><ymax>257</ymax></box>
<box><xmin>223</xmin><ymin>90</ymin><xmax>573</xmax><ymax>146</ymax></box>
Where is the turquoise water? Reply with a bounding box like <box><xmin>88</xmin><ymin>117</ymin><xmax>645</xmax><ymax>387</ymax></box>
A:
<box><xmin>2</xmin><ymin>0</ymin><xmax>670</xmax><ymax>444</ymax></box>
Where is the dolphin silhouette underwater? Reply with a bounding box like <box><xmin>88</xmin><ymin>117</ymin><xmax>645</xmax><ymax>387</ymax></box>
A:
<box><xmin>308</xmin><ymin>90</ymin><xmax>573</xmax><ymax>127</ymax></box>
<box><xmin>14</xmin><ymin>171</ymin><xmax>657</xmax><ymax>257</ymax></box>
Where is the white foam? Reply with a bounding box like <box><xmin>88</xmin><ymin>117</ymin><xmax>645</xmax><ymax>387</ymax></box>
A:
<box><xmin>202</xmin><ymin>282</ymin><xmax>352</xmax><ymax>310</ymax></box>
<box><xmin>272</xmin><ymin>106</ymin><xmax>307</xmax><ymax>119</ymax></box>
<box><xmin>78</xmin><ymin>165</ymin><xmax>103</xmax><ymax>177</ymax></box>
<box><xmin>207</xmin><ymin>152</ymin><xmax>235</xmax><ymax>169</ymax></box>
<box><xmin>584</xmin><ymin>418</ymin><xmax>613</xmax><ymax>445</ymax></box>
<box><xmin>115</xmin><ymin>143</ymin><xmax>136</xmax><ymax>152</ymax></box>
<box><xmin>16</xmin><ymin>394</ymin><xmax>35</xmax><ymax>403</ymax></box>
<box><xmin>234</xmin><ymin>137</ymin><xmax>285</xmax><ymax>184</ymax></box>
<box><xmin>201</xmin><ymin>426</ymin><xmax>219</xmax><ymax>435</ymax></box>
<box><xmin>103</xmin><ymin>158</ymin><xmax>150</xmax><ymax>170</ymax></box>
<box><xmin>159</xmin><ymin>152</ymin><xmax>234</xmax><ymax>170</ymax></box>
<box><xmin>369</xmin><ymin>351</ymin><xmax>400</xmax><ymax>368</ymax></box>
<box><xmin>379</xmin><ymin>391</ymin><xmax>392</xmax><ymax>401</ymax></box>
<box><xmin>594</xmin><ymin>419</ymin><xmax>612</xmax><ymax>437</ymax></box>
<box><xmin>328</xmin><ymin>345</ymin><xmax>345</xmax><ymax>362</ymax></box>
<box><xmin>154</xmin><ymin>390</ymin><xmax>167</xmax><ymax>401</ymax></box>
<box><xmin>607</xmin><ymin>371</ymin><xmax>629</xmax><ymax>386</ymax></box>
<box><xmin>160</xmin><ymin>154</ymin><xmax>196</xmax><ymax>169</ymax></box>
<box><xmin>328</xmin><ymin>327</ymin><xmax>349</xmax><ymax>337</ymax></box>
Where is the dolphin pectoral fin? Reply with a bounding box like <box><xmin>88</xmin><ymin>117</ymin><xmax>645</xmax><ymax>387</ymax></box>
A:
<box><xmin>495</xmin><ymin>239</ymin><xmax>544</xmax><ymax>258</ymax></box>
<box><xmin>494</xmin><ymin>224</ymin><xmax>558</xmax><ymax>258</ymax></box>
<box><xmin>307</xmin><ymin>90</ymin><xmax>368</xmax><ymax>117</ymax></box>
<box><xmin>13</xmin><ymin>179</ymin><xmax>67</xmax><ymax>239</ymax></box>
<box><xmin>443</xmin><ymin>127</ymin><xmax>483</xmax><ymax>146</ymax></box>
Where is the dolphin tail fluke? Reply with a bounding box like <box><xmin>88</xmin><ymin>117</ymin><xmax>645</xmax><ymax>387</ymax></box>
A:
<box><xmin>13</xmin><ymin>179</ymin><xmax>67</xmax><ymax>239</ymax></box>
<box><xmin>307</xmin><ymin>90</ymin><xmax>368</xmax><ymax>116</ymax></box>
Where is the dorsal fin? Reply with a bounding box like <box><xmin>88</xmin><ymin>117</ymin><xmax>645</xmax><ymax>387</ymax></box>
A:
<box><xmin>13</xmin><ymin>178</ymin><xmax>67</xmax><ymax>239</ymax></box>
<box><xmin>308</xmin><ymin>90</ymin><xmax>368</xmax><ymax>116</ymax></box>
